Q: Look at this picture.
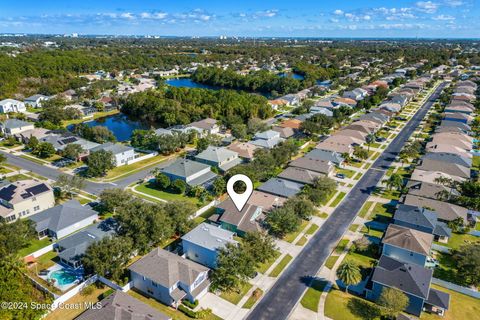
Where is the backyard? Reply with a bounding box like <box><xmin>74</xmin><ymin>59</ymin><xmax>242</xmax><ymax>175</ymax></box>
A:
<box><xmin>134</xmin><ymin>182</ymin><xmax>201</xmax><ymax>206</ymax></box>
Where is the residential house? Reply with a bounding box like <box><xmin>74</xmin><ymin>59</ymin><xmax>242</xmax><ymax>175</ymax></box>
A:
<box><xmin>406</xmin><ymin>180</ymin><xmax>459</xmax><ymax>201</ymax></box>
<box><xmin>17</xmin><ymin>127</ymin><xmax>51</xmax><ymax>144</ymax></box>
<box><xmin>332</xmin><ymin>97</ymin><xmax>357</xmax><ymax>107</ymax></box>
<box><xmin>289</xmin><ymin>156</ymin><xmax>335</xmax><ymax>177</ymax></box>
<box><xmin>343</xmin><ymin>88</ymin><xmax>368</xmax><ymax>101</ymax></box>
<box><xmin>410</xmin><ymin>169</ymin><xmax>466</xmax><ymax>185</ymax></box>
<box><xmin>278</xmin><ymin>166</ymin><xmax>323</xmax><ymax>185</ymax></box>
<box><xmin>417</xmin><ymin>153</ymin><xmax>471</xmax><ymax>180</ymax></box>
<box><xmin>212</xmin><ymin>201</ymin><xmax>263</xmax><ymax>236</ymax></box>
<box><xmin>310</xmin><ymin>106</ymin><xmax>334</xmax><ymax>117</ymax></box>
<box><xmin>0</xmin><ymin>119</ymin><xmax>34</xmax><ymax>136</ymax></box>
<box><xmin>250</xmin><ymin>130</ymin><xmax>285</xmax><ymax>149</ymax></box>
<box><xmin>443</xmin><ymin>112</ymin><xmax>472</xmax><ymax>124</ymax></box>
<box><xmin>181</xmin><ymin>222</ymin><xmax>237</xmax><ymax>268</ymax></box>
<box><xmin>0</xmin><ymin>99</ymin><xmax>26</xmax><ymax>113</ymax></box>
<box><xmin>280</xmin><ymin>94</ymin><xmax>300</xmax><ymax>106</ymax></box>
<box><xmin>227</xmin><ymin>142</ymin><xmax>258</xmax><ymax>161</ymax></box>
<box><xmin>425</xmin><ymin>143</ymin><xmax>472</xmax><ymax>159</ymax></box>
<box><xmin>365</xmin><ymin>255</ymin><xmax>449</xmax><ymax>317</ymax></box>
<box><xmin>189</xmin><ymin>118</ymin><xmax>220</xmax><ymax>136</ymax></box>
<box><xmin>268</xmin><ymin>99</ymin><xmax>288</xmax><ymax>110</ymax></box>
<box><xmin>40</xmin><ymin>134</ymin><xmax>100</xmax><ymax>154</ymax></box>
<box><xmin>29</xmin><ymin>199</ymin><xmax>98</xmax><ymax>240</ymax></box>
<box><xmin>279</xmin><ymin>119</ymin><xmax>302</xmax><ymax>130</ymax></box>
<box><xmin>403</xmin><ymin>194</ymin><xmax>471</xmax><ymax>224</ymax></box>
<box><xmin>76</xmin><ymin>290</ymin><xmax>171</xmax><ymax>320</ymax></box>
<box><xmin>129</xmin><ymin>248</ymin><xmax>210</xmax><ymax>307</ymax></box>
<box><xmin>438</xmin><ymin>120</ymin><xmax>471</xmax><ymax>133</ymax></box>
<box><xmin>359</xmin><ymin>112</ymin><xmax>389</xmax><ymax>126</ymax></box>
<box><xmin>0</xmin><ymin>180</ymin><xmax>55</xmax><ymax>223</ymax></box>
<box><xmin>335</xmin><ymin>128</ymin><xmax>368</xmax><ymax>142</ymax></box>
<box><xmin>195</xmin><ymin>146</ymin><xmax>242</xmax><ymax>172</ymax></box>
<box><xmin>315</xmin><ymin>137</ymin><xmax>355</xmax><ymax>155</ymax></box>
<box><xmin>90</xmin><ymin>142</ymin><xmax>135</xmax><ymax>167</ymax></box>
<box><xmin>271</xmin><ymin>126</ymin><xmax>296</xmax><ymax>138</ymax></box>
<box><xmin>305</xmin><ymin>148</ymin><xmax>344</xmax><ymax>166</ymax></box>
<box><xmin>24</xmin><ymin>94</ymin><xmax>49</xmax><ymax>108</ymax></box>
<box><xmin>381</xmin><ymin>224</ymin><xmax>433</xmax><ymax>267</ymax></box>
<box><xmin>257</xmin><ymin>178</ymin><xmax>304</xmax><ymax>198</ymax></box>
<box><xmin>56</xmin><ymin>219</ymin><xmax>117</xmax><ymax>269</ymax></box>
<box><xmin>344</xmin><ymin>122</ymin><xmax>376</xmax><ymax>134</ymax></box>
<box><xmin>393</xmin><ymin>204</ymin><xmax>451</xmax><ymax>243</ymax></box>
<box><xmin>160</xmin><ymin>159</ymin><xmax>217</xmax><ymax>187</ymax></box>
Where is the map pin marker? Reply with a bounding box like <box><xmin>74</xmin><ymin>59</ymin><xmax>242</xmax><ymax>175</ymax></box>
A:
<box><xmin>227</xmin><ymin>174</ymin><xmax>253</xmax><ymax>212</ymax></box>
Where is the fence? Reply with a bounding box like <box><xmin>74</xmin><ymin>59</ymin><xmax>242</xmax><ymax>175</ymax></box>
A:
<box><xmin>97</xmin><ymin>275</ymin><xmax>132</xmax><ymax>292</ymax></box>
<box><xmin>432</xmin><ymin>278</ymin><xmax>480</xmax><ymax>299</ymax></box>
<box><xmin>194</xmin><ymin>199</ymin><xmax>219</xmax><ymax>218</ymax></box>
<box><xmin>431</xmin><ymin>243</ymin><xmax>451</xmax><ymax>253</ymax></box>
<box><xmin>26</xmin><ymin>243</ymin><xmax>56</xmax><ymax>259</ymax></box>
<box><xmin>50</xmin><ymin>276</ymin><xmax>98</xmax><ymax>310</ymax></box>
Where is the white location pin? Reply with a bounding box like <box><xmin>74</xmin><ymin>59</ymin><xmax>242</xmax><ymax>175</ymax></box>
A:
<box><xmin>227</xmin><ymin>174</ymin><xmax>253</xmax><ymax>212</ymax></box>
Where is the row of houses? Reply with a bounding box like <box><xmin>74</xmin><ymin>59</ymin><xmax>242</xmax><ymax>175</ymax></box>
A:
<box><xmin>0</xmin><ymin>94</ymin><xmax>50</xmax><ymax>113</ymax></box>
<box><xmin>364</xmin><ymin>79</ymin><xmax>479</xmax><ymax>317</ymax></box>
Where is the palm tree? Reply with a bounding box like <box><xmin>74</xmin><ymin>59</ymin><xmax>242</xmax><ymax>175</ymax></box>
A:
<box><xmin>365</xmin><ymin>134</ymin><xmax>376</xmax><ymax>152</ymax></box>
<box><xmin>336</xmin><ymin>260</ymin><xmax>362</xmax><ymax>294</ymax></box>
<box><xmin>382</xmin><ymin>173</ymin><xmax>403</xmax><ymax>191</ymax></box>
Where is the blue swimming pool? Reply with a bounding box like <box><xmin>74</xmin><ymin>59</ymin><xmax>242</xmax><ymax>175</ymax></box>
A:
<box><xmin>48</xmin><ymin>269</ymin><xmax>79</xmax><ymax>286</ymax></box>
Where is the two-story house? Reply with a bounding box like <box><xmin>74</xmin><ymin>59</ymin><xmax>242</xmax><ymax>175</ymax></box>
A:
<box><xmin>0</xmin><ymin>180</ymin><xmax>55</xmax><ymax>223</ymax></box>
<box><xmin>129</xmin><ymin>248</ymin><xmax>210</xmax><ymax>307</ymax></box>
<box><xmin>195</xmin><ymin>146</ymin><xmax>242</xmax><ymax>172</ymax></box>
<box><xmin>24</xmin><ymin>94</ymin><xmax>49</xmax><ymax>108</ymax></box>
<box><xmin>0</xmin><ymin>99</ymin><xmax>26</xmax><ymax>113</ymax></box>
<box><xmin>181</xmin><ymin>223</ymin><xmax>237</xmax><ymax>268</ymax></box>
<box><xmin>90</xmin><ymin>142</ymin><xmax>135</xmax><ymax>167</ymax></box>
<box><xmin>160</xmin><ymin>159</ymin><xmax>217</xmax><ymax>187</ymax></box>
<box><xmin>0</xmin><ymin>119</ymin><xmax>35</xmax><ymax>137</ymax></box>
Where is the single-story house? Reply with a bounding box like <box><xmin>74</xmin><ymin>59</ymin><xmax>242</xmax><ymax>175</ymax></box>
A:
<box><xmin>189</xmin><ymin>118</ymin><xmax>220</xmax><ymax>136</ymax></box>
<box><xmin>403</xmin><ymin>194</ymin><xmax>471</xmax><ymax>224</ymax></box>
<box><xmin>24</xmin><ymin>94</ymin><xmax>49</xmax><ymax>108</ymax></box>
<box><xmin>271</xmin><ymin>126</ymin><xmax>296</xmax><ymax>138</ymax></box>
<box><xmin>195</xmin><ymin>146</ymin><xmax>242</xmax><ymax>172</ymax></box>
<box><xmin>279</xmin><ymin>119</ymin><xmax>302</xmax><ymax>130</ymax></box>
<box><xmin>278</xmin><ymin>166</ymin><xmax>323</xmax><ymax>185</ymax></box>
<box><xmin>417</xmin><ymin>153</ymin><xmax>471</xmax><ymax>180</ymax></box>
<box><xmin>0</xmin><ymin>99</ymin><xmax>26</xmax><ymax>113</ymax></box>
<box><xmin>365</xmin><ymin>255</ymin><xmax>449</xmax><ymax>317</ymax></box>
<box><xmin>406</xmin><ymin>180</ymin><xmax>459</xmax><ymax>201</ymax></box>
<box><xmin>56</xmin><ymin>219</ymin><xmax>117</xmax><ymax>269</ymax></box>
<box><xmin>40</xmin><ymin>134</ymin><xmax>100</xmax><ymax>153</ymax></box>
<box><xmin>160</xmin><ymin>159</ymin><xmax>217</xmax><ymax>187</ymax></box>
<box><xmin>443</xmin><ymin>112</ymin><xmax>472</xmax><ymax>124</ymax></box>
<box><xmin>76</xmin><ymin>290</ymin><xmax>171</xmax><ymax>320</ymax></box>
<box><xmin>257</xmin><ymin>178</ymin><xmax>304</xmax><ymax>198</ymax></box>
<box><xmin>288</xmin><ymin>156</ymin><xmax>335</xmax><ymax>177</ymax></box>
<box><xmin>29</xmin><ymin>199</ymin><xmax>98</xmax><ymax>240</ymax></box>
<box><xmin>393</xmin><ymin>204</ymin><xmax>451</xmax><ymax>243</ymax></box>
<box><xmin>305</xmin><ymin>149</ymin><xmax>344</xmax><ymax>166</ymax></box>
<box><xmin>227</xmin><ymin>142</ymin><xmax>258</xmax><ymax>161</ymax></box>
<box><xmin>250</xmin><ymin>130</ymin><xmax>285</xmax><ymax>149</ymax></box>
<box><xmin>410</xmin><ymin>169</ymin><xmax>466</xmax><ymax>185</ymax></box>
<box><xmin>181</xmin><ymin>222</ymin><xmax>237</xmax><ymax>268</ymax></box>
<box><xmin>381</xmin><ymin>224</ymin><xmax>433</xmax><ymax>267</ymax></box>
<box><xmin>310</xmin><ymin>106</ymin><xmax>334</xmax><ymax>117</ymax></box>
<box><xmin>90</xmin><ymin>142</ymin><xmax>135</xmax><ymax>167</ymax></box>
<box><xmin>248</xmin><ymin>190</ymin><xmax>287</xmax><ymax>212</ymax></box>
<box><xmin>129</xmin><ymin>248</ymin><xmax>210</xmax><ymax>307</ymax></box>
<box><xmin>0</xmin><ymin>119</ymin><xmax>34</xmax><ymax>136</ymax></box>
<box><xmin>425</xmin><ymin>143</ymin><xmax>472</xmax><ymax>158</ymax></box>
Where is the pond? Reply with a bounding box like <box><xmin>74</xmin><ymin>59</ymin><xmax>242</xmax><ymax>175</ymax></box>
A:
<box><xmin>70</xmin><ymin>113</ymin><xmax>155</xmax><ymax>142</ymax></box>
<box><xmin>278</xmin><ymin>72</ymin><xmax>305</xmax><ymax>80</ymax></box>
<box><xmin>165</xmin><ymin>78</ymin><xmax>221</xmax><ymax>90</ymax></box>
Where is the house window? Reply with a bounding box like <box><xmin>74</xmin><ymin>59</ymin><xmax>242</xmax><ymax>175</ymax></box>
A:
<box><xmin>152</xmin><ymin>281</ymin><xmax>157</xmax><ymax>287</ymax></box>
<box><xmin>5</xmin><ymin>215</ymin><xmax>16</xmax><ymax>222</ymax></box>
<box><xmin>34</xmin><ymin>206</ymin><xmax>40</xmax><ymax>211</ymax></box>
<box><xmin>147</xmin><ymin>288</ymin><xmax>154</xmax><ymax>295</ymax></box>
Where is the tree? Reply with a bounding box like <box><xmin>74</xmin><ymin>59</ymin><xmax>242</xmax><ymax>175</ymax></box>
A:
<box><xmin>302</xmin><ymin>176</ymin><xmax>336</xmax><ymax>205</ymax></box>
<box><xmin>212</xmin><ymin>177</ymin><xmax>226</xmax><ymax>197</ymax></box>
<box><xmin>365</xmin><ymin>134</ymin><xmax>375</xmax><ymax>152</ymax></box>
<box><xmin>33</xmin><ymin>142</ymin><xmax>56</xmax><ymax>158</ymax></box>
<box><xmin>265</xmin><ymin>207</ymin><xmax>301</xmax><ymax>238</ymax></box>
<box><xmin>171</xmin><ymin>179</ymin><xmax>187</xmax><ymax>194</ymax></box>
<box><xmin>62</xmin><ymin>143</ymin><xmax>84</xmax><ymax>161</ymax></box>
<box><xmin>382</xmin><ymin>173</ymin><xmax>404</xmax><ymax>191</ymax></box>
<box><xmin>99</xmin><ymin>188</ymin><xmax>134</xmax><ymax>214</ymax></box>
<box><xmin>26</xmin><ymin>136</ymin><xmax>39</xmax><ymax>150</ymax></box>
<box><xmin>163</xmin><ymin>201</ymin><xmax>196</xmax><ymax>235</ymax></box>
<box><xmin>155</xmin><ymin>173</ymin><xmax>171</xmax><ymax>190</ymax></box>
<box><xmin>353</xmin><ymin>146</ymin><xmax>369</xmax><ymax>160</ymax></box>
<box><xmin>86</xmin><ymin>150</ymin><xmax>115</xmax><ymax>177</ymax></box>
<box><xmin>0</xmin><ymin>153</ymin><xmax>5</xmax><ymax>165</ymax></box>
<box><xmin>453</xmin><ymin>244</ymin><xmax>480</xmax><ymax>286</ymax></box>
<box><xmin>336</xmin><ymin>260</ymin><xmax>362</xmax><ymax>293</ymax></box>
<box><xmin>243</xmin><ymin>232</ymin><xmax>276</xmax><ymax>264</ymax></box>
<box><xmin>231</xmin><ymin>123</ymin><xmax>248</xmax><ymax>139</ymax></box>
<box><xmin>283</xmin><ymin>196</ymin><xmax>316</xmax><ymax>220</ymax></box>
<box><xmin>447</xmin><ymin>217</ymin><xmax>465</xmax><ymax>233</ymax></box>
<box><xmin>0</xmin><ymin>219</ymin><xmax>36</xmax><ymax>259</ymax></box>
<box><xmin>196</xmin><ymin>137</ymin><xmax>210</xmax><ymax>153</ymax></box>
<box><xmin>54</xmin><ymin>174</ymin><xmax>86</xmax><ymax>198</ymax></box>
<box><xmin>353</xmin><ymin>237</ymin><xmax>371</xmax><ymax>252</ymax></box>
<box><xmin>89</xmin><ymin>126</ymin><xmax>116</xmax><ymax>143</ymax></box>
<box><xmin>377</xmin><ymin>287</ymin><xmax>409</xmax><ymax>319</ymax></box>
<box><xmin>82</xmin><ymin>236</ymin><xmax>133</xmax><ymax>282</ymax></box>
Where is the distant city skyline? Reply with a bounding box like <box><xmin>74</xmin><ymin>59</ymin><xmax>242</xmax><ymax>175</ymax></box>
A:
<box><xmin>0</xmin><ymin>0</ymin><xmax>479</xmax><ymax>38</ymax></box>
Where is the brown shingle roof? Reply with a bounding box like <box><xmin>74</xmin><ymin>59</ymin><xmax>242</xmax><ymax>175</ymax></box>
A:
<box><xmin>382</xmin><ymin>224</ymin><xmax>433</xmax><ymax>256</ymax></box>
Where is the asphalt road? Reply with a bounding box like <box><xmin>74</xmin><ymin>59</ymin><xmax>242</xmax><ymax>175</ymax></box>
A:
<box><xmin>0</xmin><ymin>151</ymin><xmax>175</xmax><ymax>195</ymax></box>
<box><xmin>246</xmin><ymin>82</ymin><xmax>447</xmax><ymax>320</ymax></box>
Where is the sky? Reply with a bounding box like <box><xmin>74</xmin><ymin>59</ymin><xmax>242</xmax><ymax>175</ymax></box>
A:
<box><xmin>0</xmin><ymin>0</ymin><xmax>479</xmax><ymax>38</ymax></box>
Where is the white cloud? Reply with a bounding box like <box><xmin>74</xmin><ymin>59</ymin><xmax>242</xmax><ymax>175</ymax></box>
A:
<box><xmin>433</xmin><ymin>14</ymin><xmax>455</xmax><ymax>20</ymax></box>
<box><xmin>333</xmin><ymin>9</ymin><xmax>344</xmax><ymax>15</ymax></box>
<box><xmin>415</xmin><ymin>1</ymin><xmax>439</xmax><ymax>13</ymax></box>
<box><xmin>255</xmin><ymin>10</ymin><xmax>278</xmax><ymax>18</ymax></box>
<box><xmin>120</xmin><ymin>12</ymin><xmax>135</xmax><ymax>20</ymax></box>
<box><xmin>444</xmin><ymin>0</ymin><xmax>463</xmax><ymax>6</ymax></box>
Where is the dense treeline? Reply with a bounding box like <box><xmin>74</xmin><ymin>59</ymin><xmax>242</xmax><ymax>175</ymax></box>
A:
<box><xmin>121</xmin><ymin>86</ymin><xmax>273</xmax><ymax>128</ymax></box>
<box><xmin>191</xmin><ymin>67</ymin><xmax>306</xmax><ymax>95</ymax></box>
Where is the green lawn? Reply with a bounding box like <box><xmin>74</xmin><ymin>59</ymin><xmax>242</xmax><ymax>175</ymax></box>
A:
<box><xmin>257</xmin><ymin>250</ymin><xmax>281</xmax><ymax>274</ymax></box>
<box><xmin>330</xmin><ymin>192</ymin><xmax>346</xmax><ymax>207</ymax></box>
<box><xmin>352</xmin><ymin>172</ymin><xmax>362</xmax><ymax>180</ymax></box>
<box><xmin>284</xmin><ymin>220</ymin><xmax>308</xmax><ymax>243</ymax></box>
<box><xmin>99</xmin><ymin>154</ymin><xmax>170</xmax><ymax>181</ymax></box>
<box><xmin>220</xmin><ymin>282</ymin><xmax>253</xmax><ymax>305</ymax></box>
<box><xmin>18</xmin><ymin>238</ymin><xmax>52</xmax><ymax>257</ymax></box>
<box><xmin>335</xmin><ymin>239</ymin><xmax>350</xmax><ymax>254</ymax></box>
<box><xmin>300</xmin><ymin>280</ymin><xmax>327</xmax><ymax>312</ymax></box>
<box><xmin>348</xmin><ymin>224</ymin><xmax>359</xmax><ymax>232</ymax></box>
<box><xmin>434</xmin><ymin>232</ymin><xmax>479</xmax><ymax>251</ymax></box>
<box><xmin>269</xmin><ymin>254</ymin><xmax>293</xmax><ymax>277</ymax></box>
<box><xmin>192</xmin><ymin>207</ymin><xmax>216</xmax><ymax>225</ymax></box>
<box><xmin>0</xmin><ymin>166</ymin><xmax>13</xmax><ymax>174</ymax></box>
<box><xmin>305</xmin><ymin>224</ymin><xmax>319</xmax><ymax>235</ymax></box>
<box><xmin>129</xmin><ymin>290</ymin><xmax>222</xmax><ymax>320</ymax></box>
<box><xmin>295</xmin><ymin>236</ymin><xmax>308</xmax><ymax>246</ymax></box>
<box><xmin>325</xmin><ymin>288</ymin><xmax>381</xmax><ymax>320</ymax></box>
<box><xmin>324</xmin><ymin>255</ymin><xmax>339</xmax><ymax>269</ymax></box>
<box><xmin>316</xmin><ymin>212</ymin><xmax>329</xmax><ymax>219</ymax></box>
<box><xmin>336</xmin><ymin>168</ymin><xmax>356</xmax><ymax>178</ymax></box>
<box><xmin>242</xmin><ymin>288</ymin><xmax>263</xmax><ymax>309</ymax></box>
<box><xmin>358</xmin><ymin>201</ymin><xmax>374</xmax><ymax>218</ymax></box>
<box><xmin>7</xmin><ymin>173</ymin><xmax>31</xmax><ymax>182</ymax></box>
<box><xmin>19</xmin><ymin>155</ymin><xmax>48</xmax><ymax>165</ymax></box>
<box><xmin>360</xmin><ymin>227</ymin><xmax>384</xmax><ymax>239</ymax></box>
<box><xmin>420</xmin><ymin>285</ymin><xmax>480</xmax><ymax>320</ymax></box>
<box><xmin>135</xmin><ymin>183</ymin><xmax>200</xmax><ymax>206</ymax></box>
<box><xmin>473</xmin><ymin>156</ymin><xmax>480</xmax><ymax>170</ymax></box>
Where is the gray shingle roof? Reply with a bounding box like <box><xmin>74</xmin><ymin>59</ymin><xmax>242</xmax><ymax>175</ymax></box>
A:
<box><xmin>289</xmin><ymin>156</ymin><xmax>333</xmax><ymax>175</ymax></box>
<box><xmin>195</xmin><ymin>146</ymin><xmax>238</xmax><ymax>164</ymax></box>
<box><xmin>305</xmin><ymin>149</ymin><xmax>344</xmax><ymax>165</ymax></box>
<box><xmin>29</xmin><ymin>199</ymin><xmax>97</xmax><ymax>234</ymax></box>
<box><xmin>404</xmin><ymin>194</ymin><xmax>469</xmax><ymax>223</ymax></box>
<box><xmin>372</xmin><ymin>255</ymin><xmax>433</xmax><ymax>299</ymax></box>
<box><xmin>91</xmin><ymin>142</ymin><xmax>134</xmax><ymax>155</ymax></box>
<box><xmin>161</xmin><ymin>159</ymin><xmax>211</xmax><ymax>179</ymax></box>
<box><xmin>181</xmin><ymin>223</ymin><xmax>236</xmax><ymax>251</ymax></box>
<box><xmin>128</xmin><ymin>248</ymin><xmax>209</xmax><ymax>288</ymax></box>
<box><xmin>0</xmin><ymin>119</ymin><xmax>33</xmax><ymax>129</ymax></box>
<box><xmin>426</xmin><ymin>288</ymin><xmax>450</xmax><ymax>310</ymax></box>
<box><xmin>394</xmin><ymin>204</ymin><xmax>438</xmax><ymax>231</ymax></box>
<box><xmin>257</xmin><ymin>178</ymin><xmax>304</xmax><ymax>198</ymax></box>
<box><xmin>278</xmin><ymin>167</ymin><xmax>322</xmax><ymax>184</ymax></box>
<box><xmin>76</xmin><ymin>290</ymin><xmax>171</xmax><ymax>320</ymax></box>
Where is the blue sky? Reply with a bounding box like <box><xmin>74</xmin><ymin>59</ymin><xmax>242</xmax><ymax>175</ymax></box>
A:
<box><xmin>0</xmin><ymin>0</ymin><xmax>478</xmax><ymax>38</ymax></box>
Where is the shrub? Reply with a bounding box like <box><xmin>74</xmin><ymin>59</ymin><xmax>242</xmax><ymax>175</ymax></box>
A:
<box><xmin>178</xmin><ymin>304</ymin><xmax>198</xmax><ymax>318</ymax></box>
<box><xmin>182</xmin><ymin>299</ymin><xmax>199</xmax><ymax>309</ymax></box>
<box><xmin>99</xmin><ymin>288</ymin><xmax>114</xmax><ymax>300</ymax></box>
<box><xmin>80</xmin><ymin>285</ymin><xmax>95</xmax><ymax>296</ymax></box>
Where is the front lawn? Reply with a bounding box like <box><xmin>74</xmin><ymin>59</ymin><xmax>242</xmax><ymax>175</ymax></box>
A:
<box><xmin>472</xmin><ymin>156</ymin><xmax>480</xmax><ymax>170</ymax></box>
<box><xmin>269</xmin><ymin>254</ymin><xmax>293</xmax><ymax>277</ymax></box>
<box><xmin>8</xmin><ymin>173</ymin><xmax>32</xmax><ymax>182</ymax></box>
<box><xmin>242</xmin><ymin>288</ymin><xmax>263</xmax><ymax>309</ymax></box>
<box><xmin>135</xmin><ymin>183</ymin><xmax>200</xmax><ymax>206</ymax></box>
<box><xmin>99</xmin><ymin>154</ymin><xmax>170</xmax><ymax>181</ymax></box>
<box><xmin>358</xmin><ymin>201</ymin><xmax>374</xmax><ymax>218</ymax></box>
<box><xmin>325</xmin><ymin>288</ymin><xmax>381</xmax><ymax>320</ymax></box>
<box><xmin>220</xmin><ymin>281</ymin><xmax>253</xmax><ymax>305</ymax></box>
<box><xmin>305</xmin><ymin>224</ymin><xmax>319</xmax><ymax>235</ymax></box>
<box><xmin>335</xmin><ymin>238</ymin><xmax>350</xmax><ymax>254</ymax></box>
<box><xmin>296</xmin><ymin>236</ymin><xmax>308</xmax><ymax>246</ymax></box>
<box><xmin>257</xmin><ymin>250</ymin><xmax>281</xmax><ymax>274</ymax></box>
<box><xmin>324</xmin><ymin>255</ymin><xmax>339</xmax><ymax>269</ymax></box>
<box><xmin>284</xmin><ymin>220</ymin><xmax>308</xmax><ymax>243</ymax></box>
<box><xmin>300</xmin><ymin>280</ymin><xmax>327</xmax><ymax>312</ymax></box>
<box><xmin>336</xmin><ymin>168</ymin><xmax>356</xmax><ymax>178</ymax></box>
<box><xmin>330</xmin><ymin>192</ymin><xmax>346</xmax><ymax>207</ymax></box>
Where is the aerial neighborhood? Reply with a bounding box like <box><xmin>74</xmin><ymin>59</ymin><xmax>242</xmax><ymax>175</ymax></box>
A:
<box><xmin>0</xmin><ymin>29</ymin><xmax>479</xmax><ymax>320</ymax></box>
